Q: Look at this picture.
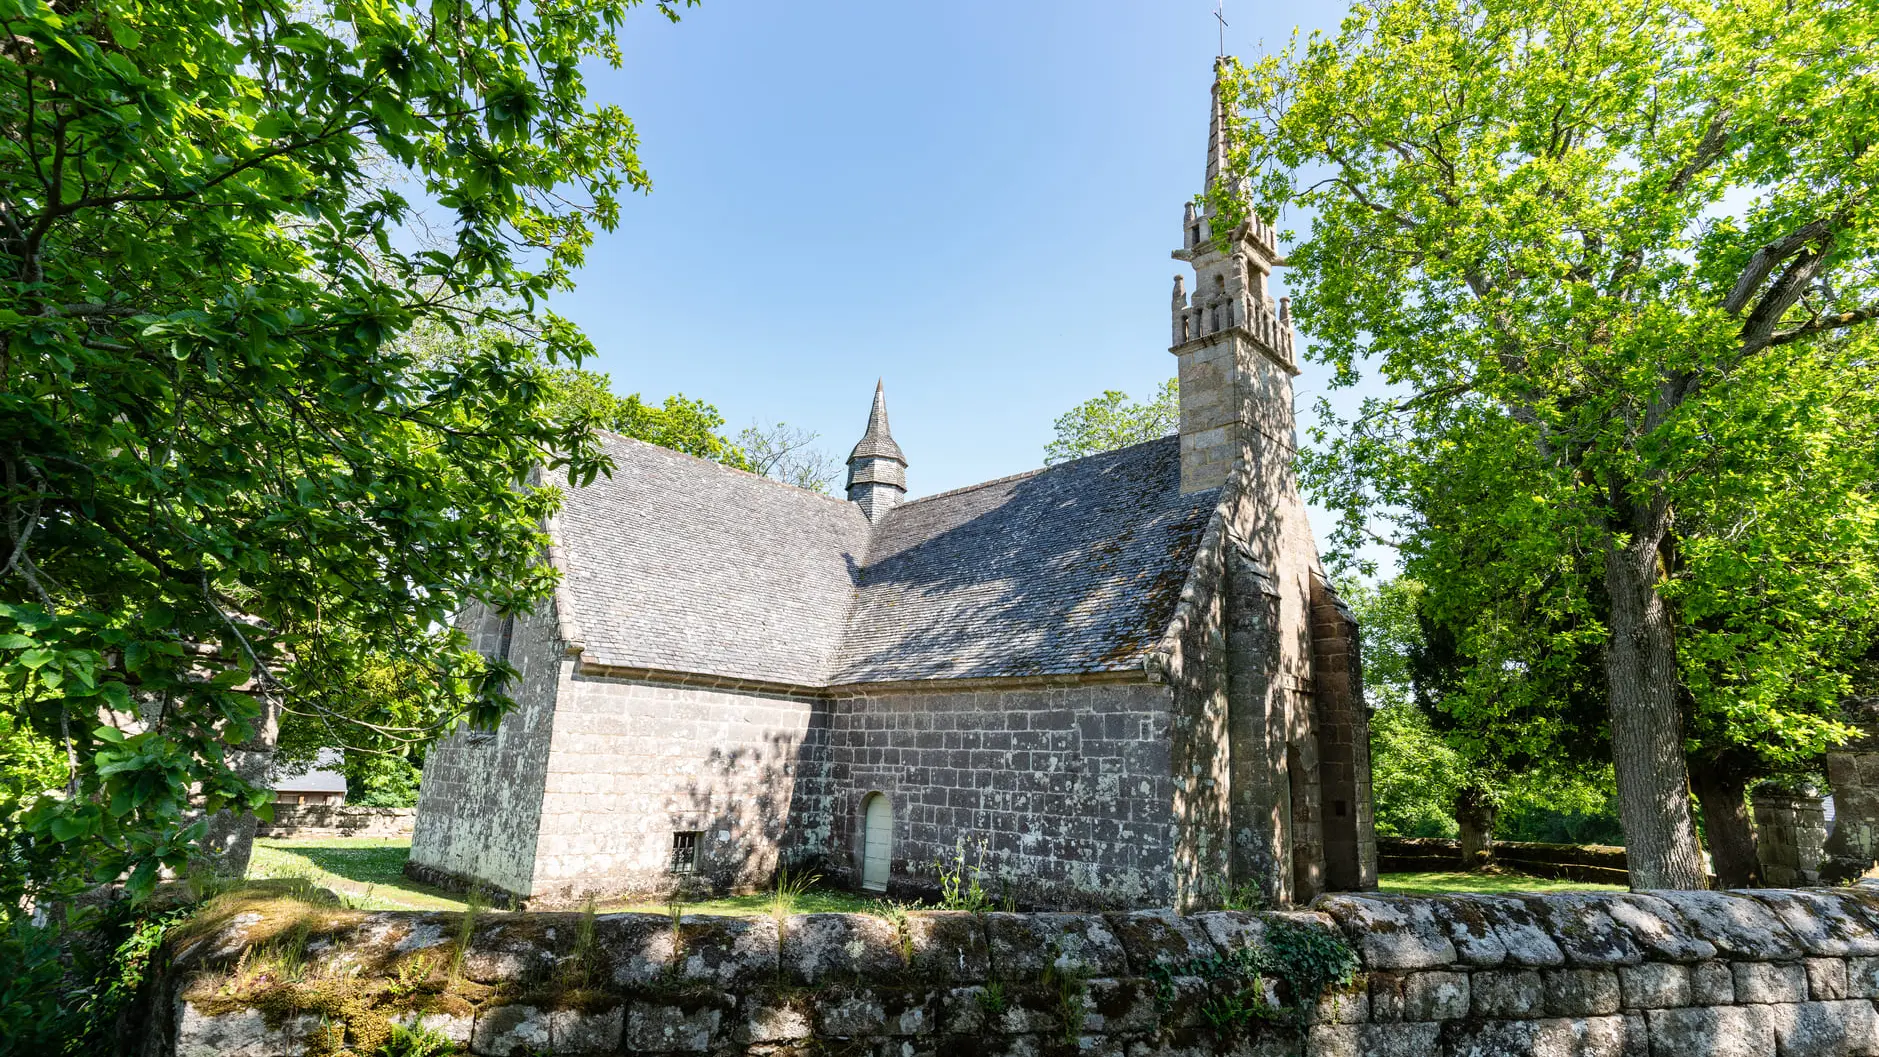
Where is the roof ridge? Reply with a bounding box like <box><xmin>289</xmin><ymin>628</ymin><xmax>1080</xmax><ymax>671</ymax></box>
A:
<box><xmin>889</xmin><ymin>434</ymin><xmax>1178</xmax><ymax>513</ymax></box>
<box><xmin>595</xmin><ymin>430</ymin><xmax>864</xmax><ymax>510</ymax></box>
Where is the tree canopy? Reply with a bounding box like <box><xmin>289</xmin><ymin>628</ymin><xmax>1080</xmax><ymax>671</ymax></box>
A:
<box><xmin>1219</xmin><ymin>0</ymin><xmax>1879</xmax><ymax>886</ymax></box>
<box><xmin>0</xmin><ymin>0</ymin><xmax>695</xmax><ymax>944</ymax></box>
<box><xmin>1044</xmin><ymin>380</ymin><xmax>1180</xmax><ymax>464</ymax></box>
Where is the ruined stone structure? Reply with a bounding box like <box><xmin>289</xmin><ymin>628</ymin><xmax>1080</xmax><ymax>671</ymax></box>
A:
<box><xmin>153</xmin><ymin>885</ymin><xmax>1879</xmax><ymax>1057</ymax></box>
<box><xmin>1827</xmin><ymin>697</ymin><xmax>1879</xmax><ymax>883</ymax></box>
<box><xmin>1756</xmin><ymin>791</ymin><xmax>1831</xmax><ymax>888</ymax></box>
<box><xmin>408</xmin><ymin>66</ymin><xmax>1373</xmax><ymax>911</ymax></box>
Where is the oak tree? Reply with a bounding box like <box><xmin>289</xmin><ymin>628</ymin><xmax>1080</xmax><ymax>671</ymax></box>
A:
<box><xmin>1219</xmin><ymin>0</ymin><xmax>1879</xmax><ymax>886</ymax></box>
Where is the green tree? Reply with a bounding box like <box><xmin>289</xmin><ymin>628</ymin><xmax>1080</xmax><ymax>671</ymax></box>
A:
<box><xmin>1044</xmin><ymin>380</ymin><xmax>1180</xmax><ymax>464</ymax></box>
<box><xmin>1219</xmin><ymin>0</ymin><xmax>1879</xmax><ymax>888</ymax></box>
<box><xmin>1349</xmin><ymin>576</ymin><xmax>1619</xmax><ymax>858</ymax></box>
<box><xmin>736</xmin><ymin>421</ymin><xmax>842</xmax><ymax>493</ymax></box>
<box><xmin>0</xmin><ymin>0</ymin><xmax>692</xmax><ymax>967</ymax></box>
<box><xmin>542</xmin><ymin>362</ymin><xmax>750</xmax><ymax>467</ymax></box>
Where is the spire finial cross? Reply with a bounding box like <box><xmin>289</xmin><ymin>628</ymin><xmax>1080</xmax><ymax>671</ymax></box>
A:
<box><xmin>1214</xmin><ymin>0</ymin><xmax>1228</xmax><ymax>57</ymax></box>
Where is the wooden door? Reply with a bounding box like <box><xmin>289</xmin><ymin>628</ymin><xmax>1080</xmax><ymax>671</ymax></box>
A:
<box><xmin>861</xmin><ymin>794</ymin><xmax>892</xmax><ymax>892</ymax></box>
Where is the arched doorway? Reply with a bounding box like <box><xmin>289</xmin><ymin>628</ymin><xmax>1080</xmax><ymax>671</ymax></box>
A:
<box><xmin>860</xmin><ymin>793</ymin><xmax>892</xmax><ymax>892</ymax></box>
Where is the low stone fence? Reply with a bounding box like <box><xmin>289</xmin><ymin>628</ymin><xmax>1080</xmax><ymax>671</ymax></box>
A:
<box><xmin>257</xmin><ymin>805</ymin><xmax>414</xmax><ymax>840</ymax></box>
<box><xmin>145</xmin><ymin>885</ymin><xmax>1879</xmax><ymax>1056</ymax></box>
<box><xmin>1379</xmin><ymin>836</ymin><xmax>1631</xmax><ymax>884</ymax></box>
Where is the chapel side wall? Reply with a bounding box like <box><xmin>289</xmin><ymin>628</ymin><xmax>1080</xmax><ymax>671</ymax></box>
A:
<box><xmin>826</xmin><ymin>682</ymin><xmax>1180</xmax><ymax>909</ymax></box>
<box><xmin>526</xmin><ymin>673</ymin><xmax>831</xmax><ymax>904</ymax></box>
<box><xmin>1311</xmin><ymin>574</ymin><xmax>1378</xmax><ymax>891</ymax></box>
<box><xmin>408</xmin><ymin>605</ymin><xmax>561</xmax><ymax>900</ymax></box>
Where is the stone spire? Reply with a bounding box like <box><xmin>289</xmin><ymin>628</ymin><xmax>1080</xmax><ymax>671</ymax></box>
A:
<box><xmin>1205</xmin><ymin>57</ymin><xmax>1230</xmax><ymax>190</ymax></box>
<box><xmin>1168</xmin><ymin>63</ymin><xmax>1297</xmax><ymax>493</ymax></box>
<box><xmin>846</xmin><ymin>380</ymin><xmax>907</xmax><ymax>521</ymax></box>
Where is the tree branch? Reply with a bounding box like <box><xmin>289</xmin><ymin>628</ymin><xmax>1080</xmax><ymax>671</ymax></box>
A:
<box><xmin>1766</xmin><ymin>303</ymin><xmax>1879</xmax><ymax>349</ymax></box>
<box><xmin>1723</xmin><ymin>217</ymin><xmax>1835</xmax><ymax>316</ymax></box>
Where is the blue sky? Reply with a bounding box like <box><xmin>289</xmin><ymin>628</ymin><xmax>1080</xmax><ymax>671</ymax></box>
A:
<box><xmin>555</xmin><ymin>0</ymin><xmax>1356</xmax><ymax>499</ymax></box>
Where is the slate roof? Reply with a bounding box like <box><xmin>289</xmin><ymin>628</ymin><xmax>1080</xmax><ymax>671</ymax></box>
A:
<box><xmin>554</xmin><ymin>434</ymin><xmax>872</xmax><ymax>685</ymax></box>
<box><xmin>833</xmin><ymin>439</ymin><xmax>1218</xmax><ymax>682</ymax></box>
<box><xmin>275</xmin><ymin>748</ymin><xmax>348</xmax><ymax>794</ymax></box>
<box><xmin>551</xmin><ymin>434</ymin><xmax>1219</xmax><ymax>687</ymax></box>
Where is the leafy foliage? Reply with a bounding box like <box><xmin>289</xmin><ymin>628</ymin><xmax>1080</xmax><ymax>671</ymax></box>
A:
<box><xmin>1044</xmin><ymin>380</ymin><xmax>1179</xmax><ymax>464</ymax></box>
<box><xmin>0</xmin><ymin>0</ymin><xmax>692</xmax><ymax>965</ymax></box>
<box><xmin>0</xmin><ymin>898</ymin><xmax>189</xmax><ymax>1057</ymax></box>
<box><xmin>1147</xmin><ymin>917</ymin><xmax>1359</xmax><ymax>1029</ymax></box>
<box><xmin>1217</xmin><ymin>0</ymin><xmax>1879</xmax><ymax>884</ymax></box>
<box><xmin>1348</xmin><ymin>576</ymin><xmax>1620</xmax><ymax>841</ymax></box>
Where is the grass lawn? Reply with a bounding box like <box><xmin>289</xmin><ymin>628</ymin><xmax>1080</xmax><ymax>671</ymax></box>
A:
<box><xmin>1377</xmin><ymin>870</ymin><xmax>1624</xmax><ymax>896</ymax></box>
<box><xmin>248</xmin><ymin>837</ymin><xmax>893</xmax><ymax>915</ymax></box>
<box><xmin>249</xmin><ymin>837</ymin><xmax>469</xmax><ymax>911</ymax></box>
<box><xmin>251</xmin><ymin>837</ymin><xmax>1622</xmax><ymax>913</ymax></box>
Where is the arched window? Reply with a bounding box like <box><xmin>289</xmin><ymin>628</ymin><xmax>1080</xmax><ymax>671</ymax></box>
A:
<box><xmin>860</xmin><ymin>793</ymin><xmax>892</xmax><ymax>892</ymax></box>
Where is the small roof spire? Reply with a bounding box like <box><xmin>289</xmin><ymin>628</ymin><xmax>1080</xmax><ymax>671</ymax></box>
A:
<box><xmin>848</xmin><ymin>379</ymin><xmax>906</xmax><ymax>466</ymax></box>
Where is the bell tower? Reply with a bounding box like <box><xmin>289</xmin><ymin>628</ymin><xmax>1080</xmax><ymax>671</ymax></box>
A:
<box><xmin>1170</xmin><ymin>61</ymin><xmax>1298</xmax><ymax>494</ymax></box>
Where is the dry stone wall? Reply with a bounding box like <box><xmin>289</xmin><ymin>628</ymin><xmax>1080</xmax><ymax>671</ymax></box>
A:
<box><xmin>258</xmin><ymin>806</ymin><xmax>414</xmax><ymax>840</ymax></box>
<box><xmin>154</xmin><ymin>886</ymin><xmax>1879</xmax><ymax>1056</ymax></box>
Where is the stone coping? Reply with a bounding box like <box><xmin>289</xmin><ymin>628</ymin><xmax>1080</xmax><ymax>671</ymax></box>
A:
<box><xmin>156</xmin><ymin>886</ymin><xmax>1879</xmax><ymax>1056</ymax></box>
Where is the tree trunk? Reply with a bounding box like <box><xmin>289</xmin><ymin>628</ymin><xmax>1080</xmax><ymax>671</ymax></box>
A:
<box><xmin>1603</xmin><ymin>526</ymin><xmax>1708</xmax><ymax>890</ymax></box>
<box><xmin>1690</xmin><ymin>756</ymin><xmax>1761</xmax><ymax>888</ymax></box>
<box><xmin>1456</xmin><ymin>786</ymin><xmax>1497</xmax><ymax>870</ymax></box>
<box><xmin>196</xmin><ymin>691</ymin><xmax>280</xmax><ymax>879</ymax></box>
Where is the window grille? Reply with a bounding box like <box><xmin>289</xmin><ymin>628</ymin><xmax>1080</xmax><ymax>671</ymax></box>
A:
<box><xmin>670</xmin><ymin>831</ymin><xmax>701</xmax><ymax>875</ymax></box>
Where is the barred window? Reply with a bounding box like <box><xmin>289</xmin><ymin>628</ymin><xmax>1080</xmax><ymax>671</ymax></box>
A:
<box><xmin>669</xmin><ymin>831</ymin><xmax>701</xmax><ymax>875</ymax></box>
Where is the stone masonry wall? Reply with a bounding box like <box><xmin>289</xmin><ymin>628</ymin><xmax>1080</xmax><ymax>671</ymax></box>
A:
<box><xmin>824</xmin><ymin>681</ymin><xmax>1179</xmax><ymax>909</ymax></box>
<box><xmin>155</xmin><ymin>886</ymin><xmax>1879</xmax><ymax>1056</ymax></box>
<box><xmin>258</xmin><ymin>806</ymin><xmax>413</xmax><ymax>840</ymax></box>
<box><xmin>409</xmin><ymin>606</ymin><xmax>563</xmax><ymax>899</ymax></box>
<box><xmin>1756</xmin><ymin>792</ymin><xmax>1831</xmax><ymax>888</ymax></box>
<box><xmin>528</xmin><ymin>672</ymin><xmax>831</xmax><ymax>904</ymax></box>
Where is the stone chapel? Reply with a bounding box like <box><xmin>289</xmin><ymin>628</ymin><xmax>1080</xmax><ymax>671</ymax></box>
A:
<box><xmin>408</xmin><ymin>67</ymin><xmax>1378</xmax><ymax>911</ymax></box>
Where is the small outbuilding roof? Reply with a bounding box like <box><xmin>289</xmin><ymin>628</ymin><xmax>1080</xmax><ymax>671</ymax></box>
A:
<box><xmin>274</xmin><ymin>748</ymin><xmax>348</xmax><ymax>794</ymax></box>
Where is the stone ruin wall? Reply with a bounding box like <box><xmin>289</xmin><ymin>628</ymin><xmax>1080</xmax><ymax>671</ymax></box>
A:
<box><xmin>152</xmin><ymin>886</ymin><xmax>1879</xmax><ymax>1056</ymax></box>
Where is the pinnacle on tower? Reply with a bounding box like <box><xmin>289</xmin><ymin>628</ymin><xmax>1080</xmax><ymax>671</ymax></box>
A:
<box><xmin>846</xmin><ymin>380</ymin><xmax>907</xmax><ymax>521</ymax></box>
<box><xmin>1167</xmin><ymin>63</ymin><xmax>1300</xmax><ymax>493</ymax></box>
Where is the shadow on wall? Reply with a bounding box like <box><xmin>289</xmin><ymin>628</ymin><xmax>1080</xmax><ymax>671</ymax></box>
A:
<box><xmin>836</xmin><ymin>438</ymin><xmax>1217</xmax><ymax>682</ymax></box>
<box><xmin>668</xmin><ymin>719</ymin><xmax>834</xmax><ymax>895</ymax></box>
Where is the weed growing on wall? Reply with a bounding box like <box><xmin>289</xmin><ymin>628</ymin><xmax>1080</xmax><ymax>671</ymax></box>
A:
<box><xmin>872</xmin><ymin>900</ymin><xmax>917</xmax><ymax>965</ymax></box>
<box><xmin>447</xmin><ymin>887</ymin><xmax>486</xmax><ymax>985</ymax></box>
<box><xmin>557</xmin><ymin>897</ymin><xmax>602</xmax><ymax>993</ymax></box>
<box><xmin>1147</xmin><ymin>918</ymin><xmax>1358</xmax><ymax>1029</ymax></box>
<box><xmin>1040</xmin><ymin>956</ymin><xmax>1089</xmax><ymax>1044</ymax></box>
<box><xmin>976</xmin><ymin>979</ymin><xmax>1009</xmax><ymax>1018</ymax></box>
<box><xmin>373</xmin><ymin>1022</ymin><xmax>453</xmax><ymax>1057</ymax></box>
<box><xmin>936</xmin><ymin>838</ymin><xmax>992</xmax><ymax>912</ymax></box>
